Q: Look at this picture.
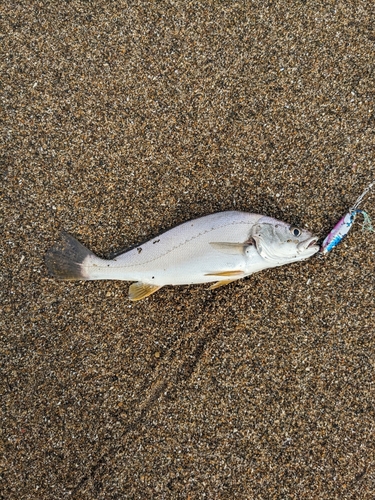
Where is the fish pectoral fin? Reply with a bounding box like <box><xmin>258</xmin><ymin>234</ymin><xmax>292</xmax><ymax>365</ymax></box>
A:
<box><xmin>209</xmin><ymin>242</ymin><xmax>246</xmax><ymax>255</ymax></box>
<box><xmin>204</xmin><ymin>270</ymin><xmax>245</xmax><ymax>277</ymax></box>
<box><xmin>209</xmin><ymin>279</ymin><xmax>240</xmax><ymax>290</ymax></box>
<box><xmin>128</xmin><ymin>282</ymin><xmax>162</xmax><ymax>301</ymax></box>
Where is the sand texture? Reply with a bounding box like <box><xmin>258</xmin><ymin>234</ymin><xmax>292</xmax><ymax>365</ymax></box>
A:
<box><xmin>2</xmin><ymin>1</ymin><xmax>375</xmax><ymax>498</ymax></box>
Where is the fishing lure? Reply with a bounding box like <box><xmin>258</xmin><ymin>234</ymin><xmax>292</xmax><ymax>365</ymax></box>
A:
<box><xmin>321</xmin><ymin>182</ymin><xmax>374</xmax><ymax>255</ymax></box>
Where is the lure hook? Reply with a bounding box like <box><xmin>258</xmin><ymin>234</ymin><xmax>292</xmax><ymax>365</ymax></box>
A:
<box><xmin>351</xmin><ymin>181</ymin><xmax>374</xmax><ymax>211</ymax></box>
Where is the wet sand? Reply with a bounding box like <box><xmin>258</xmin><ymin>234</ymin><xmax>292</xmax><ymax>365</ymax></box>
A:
<box><xmin>2</xmin><ymin>2</ymin><xmax>375</xmax><ymax>498</ymax></box>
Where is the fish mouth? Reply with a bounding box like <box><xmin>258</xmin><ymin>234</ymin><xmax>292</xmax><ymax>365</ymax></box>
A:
<box><xmin>298</xmin><ymin>236</ymin><xmax>320</xmax><ymax>252</ymax></box>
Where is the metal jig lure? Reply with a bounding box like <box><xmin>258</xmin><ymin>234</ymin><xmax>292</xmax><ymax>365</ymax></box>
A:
<box><xmin>321</xmin><ymin>182</ymin><xmax>374</xmax><ymax>255</ymax></box>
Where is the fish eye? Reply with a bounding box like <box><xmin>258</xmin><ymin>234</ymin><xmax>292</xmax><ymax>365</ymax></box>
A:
<box><xmin>290</xmin><ymin>226</ymin><xmax>301</xmax><ymax>237</ymax></box>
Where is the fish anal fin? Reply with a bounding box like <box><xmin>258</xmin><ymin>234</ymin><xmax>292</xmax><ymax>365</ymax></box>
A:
<box><xmin>129</xmin><ymin>282</ymin><xmax>161</xmax><ymax>301</ymax></box>
<box><xmin>209</xmin><ymin>279</ymin><xmax>239</xmax><ymax>290</ymax></box>
<box><xmin>205</xmin><ymin>270</ymin><xmax>244</xmax><ymax>277</ymax></box>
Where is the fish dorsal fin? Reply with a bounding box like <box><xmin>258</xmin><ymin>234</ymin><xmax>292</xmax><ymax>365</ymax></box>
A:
<box><xmin>209</xmin><ymin>279</ymin><xmax>240</xmax><ymax>290</ymax></box>
<box><xmin>209</xmin><ymin>242</ymin><xmax>249</xmax><ymax>255</ymax></box>
<box><xmin>204</xmin><ymin>270</ymin><xmax>245</xmax><ymax>277</ymax></box>
<box><xmin>129</xmin><ymin>282</ymin><xmax>161</xmax><ymax>301</ymax></box>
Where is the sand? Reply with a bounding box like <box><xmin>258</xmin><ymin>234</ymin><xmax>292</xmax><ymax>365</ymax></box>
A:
<box><xmin>2</xmin><ymin>1</ymin><xmax>375</xmax><ymax>498</ymax></box>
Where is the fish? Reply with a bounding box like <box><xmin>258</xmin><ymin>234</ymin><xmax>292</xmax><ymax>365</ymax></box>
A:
<box><xmin>45</xmin><ymin>211</ymin><xmax>319</xmax><ymax>301</ymax></box>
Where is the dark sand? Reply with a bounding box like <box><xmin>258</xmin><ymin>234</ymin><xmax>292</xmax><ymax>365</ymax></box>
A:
<box><xmin>2</xmin><ymin>1</ymin><xmax>375</xmax><ymax>498</ymax></box>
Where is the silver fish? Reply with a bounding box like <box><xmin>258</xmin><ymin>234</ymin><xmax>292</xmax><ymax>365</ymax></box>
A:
<box><xmin>45</xmin><ymin>211</ymin><xmax>319</xmax><ymax>300</ymax></box>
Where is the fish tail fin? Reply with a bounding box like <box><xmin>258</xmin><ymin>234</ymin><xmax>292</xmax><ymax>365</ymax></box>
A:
<box><xmin>45</xmin><ymin>231</ymin><xmax>96</xmax><ymax>280</ymax></box>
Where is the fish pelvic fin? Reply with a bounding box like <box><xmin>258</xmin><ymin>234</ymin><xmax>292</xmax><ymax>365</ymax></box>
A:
<box><xmin>45</xmin><ymin>231</ymin><xmax>95</xmax><ymax>280</ymax></box>
<box><xmin>129</xmin><ymin>282</ymin><xmax>162</xmax><ymax>301</ymax></box>
<box><xmin>209</xmin><ymin>279</ymin><xmax>240</xmax><ymax>290</ymax></box>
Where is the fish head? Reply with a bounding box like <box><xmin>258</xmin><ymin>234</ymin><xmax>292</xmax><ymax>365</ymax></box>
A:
<box><xmin>250</xmin><ymin>216</ymin><xmax>319</xmax><ymax>264</ymax></box>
